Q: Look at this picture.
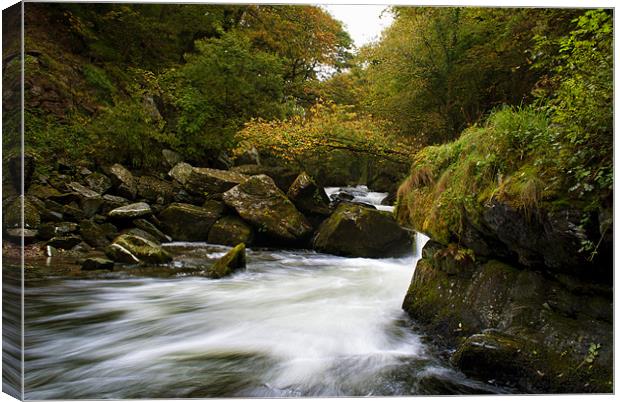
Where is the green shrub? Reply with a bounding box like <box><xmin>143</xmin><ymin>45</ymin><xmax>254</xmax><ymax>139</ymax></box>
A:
<box><xmin>82</xmin><ymin>64</ymin><xmax>116</xmax><ymax>101</ymax></box>
<box><xmin>396</xmin><ymin>106</ymin><xmax>557</xmax><ymax>243</ymax></box>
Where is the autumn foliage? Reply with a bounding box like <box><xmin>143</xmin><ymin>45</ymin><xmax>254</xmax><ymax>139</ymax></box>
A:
<box><xmin>234</xmin><ymin>102</ymin><xmax>416</xmax><ymax>169</ymax></box>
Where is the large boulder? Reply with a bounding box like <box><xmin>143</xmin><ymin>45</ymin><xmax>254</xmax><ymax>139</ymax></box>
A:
<box><xmin>136</xmin><ymin>176</ymin><xmax>174</xmax><ymax>204</ymax></box>
<box><xmin>158</xmin><ymin>202</ymin><xmax>222</xmax><ymax>241</ymax></box>
<box><xmin>443</xmin><ymin>199</ymin><xmax>613</xmax><ymax>282</ymax></box>
<box><xmin>403</xmin><ymin>254</ymin><xmax>613</xmax><ymax>393</ymax></box>
<box><xmin>230</xmin><ymin>164</ymin><xmax>298</xmax><ymax>193</ymax></box>
<box><xmin>108</xmin><ymin>164</ymin><xmax>137</xmax><ymax>199</ymax></box>
<box><xmin>108</xmin><ymin>202</ymin><xmax>152</xmax><ymax>220</ymax></box>
<box><xmin>106</xmin><ymin>233</ymin><xmax>172</xmax><ymax>264</ymax></box>
<box><xmin>287</xmin><ymin>172</ymin><xmax>331</xmax><ymax>216</ymax></box>
<box><xmin>312</xmin><ymin>204</ymin><xmax>412</xmax><ymax>258</ymax></box>
<box><xmin>207</xmin><ymin>243</ymin><xmax>246</xmax><ymax>279</ymax></box>
<box><xmin>3</xmin><ymin>196</ymin><xmax>40</xmax><ymax>232</ymax></box>
<box><xmin>37</xmin><ymin>221</ymin><xmax>79</xmax><ymax>240</ymax></box>
<box><xmin>133</xmin><ymin>219</ymin><xmax>171</xmax><ymax>243</ymax></box>
<box><xmin>100</xmin><ymin>194</ymin><xmax>130</xmax><ymax>215</ymax></box>
<box><xmin>222</xmin><ymin>175</ymin><xmax>312</xmax><ymax>243</ymax></box>
<box><xmin>79</xmin><ymin>219</ymin><xmax>117</xmax><ymax>248</ymax></box>
<box><xmin>184</xmin><ymin>167</ymin><xmax>248</xmax><ymax>196</ymax></box>
<box><xmin>168</xmin><ymin>162</ymin><xmax>193</xmax><ymax>185</ymax></box>
<box><xmin>451</xmin><ymin>331</ymin><xmax>540</xmax><ymax>390</ymax></box>
<box><xmin>27</xmin><ymin>183</ymin><xmax>61</xmax><ymax>200</ymax></box>
<box><xmin>67</xmin><ymin>182</ymin><xmax>99</xmax><ymax>198</ymax></box>
<box><xmin>208</xmin><ymin>216</ymin><xmax>254</xmax><ymax>246</ymax></box>
<box><xmin>47</xmin><ymin>235</ymin><xmax>82</xmax><ymax>250</ymax></box>
<box><xmin>85</xmin><ymin>172</ymin><xmax>112</xmax><ymax>194</ymax></box>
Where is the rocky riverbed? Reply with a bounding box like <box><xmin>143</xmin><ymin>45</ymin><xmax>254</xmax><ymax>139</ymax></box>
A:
<box><xmin>3</xmin><ymin>152</ymin><xmax>412</xmax><ymax>276</ymax></box>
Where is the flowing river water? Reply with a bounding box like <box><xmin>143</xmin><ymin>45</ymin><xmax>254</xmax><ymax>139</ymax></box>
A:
<box><xmin>21</xmin><ymin>187</ymin><xmax>507</xmax><ymax>399</ymax></box>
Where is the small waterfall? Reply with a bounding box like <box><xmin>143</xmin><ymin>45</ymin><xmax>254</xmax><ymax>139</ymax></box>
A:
<box><xmin>324</xmin><ymin>185</ymin><xmax>394</xmax><ymax>212</ymax></box>
<box><xmin>413</xmin><ymin>232</ymin><xmax>430</xmax><ymax>262</ymax></box>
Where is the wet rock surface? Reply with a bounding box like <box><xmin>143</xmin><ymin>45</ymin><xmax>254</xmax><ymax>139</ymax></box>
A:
<box><xmin>223</xmin><ymin>175</ymin><xmax>312</xmax><ymax>244</ymax></box>
<box><xmin>313</xmin><ymin>203</ymin><xmax>412</xmax><ymax>258</ymax></box>
<box><xmin>402</xmin><ymin>247</ymin><xmax>613</xmax><ymax>393</ymax></box>
<box><xmin>158</xmin><ymin>203</ymin><xmax>222</xmax><ymax>241</ymax></box>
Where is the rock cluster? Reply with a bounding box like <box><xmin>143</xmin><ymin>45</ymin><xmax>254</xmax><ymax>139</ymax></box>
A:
<box><xmin>401</xmin><ymin>202</ymin><xmax>613</xmax><ymax>393</ymax></box>
<box><xmin>3</xmin><ymin>155</ymin><xmax>411</xmax><ymax>277</ymax></box>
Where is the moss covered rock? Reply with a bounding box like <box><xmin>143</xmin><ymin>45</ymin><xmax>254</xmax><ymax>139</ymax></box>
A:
<box><xmin>312</xmin><ymin>203</ymin><xmax>412</xmax><ymax>258</ymax></box>
<box><xmin>108</xmin><ymin>163</ymin><xmax>137</xmax><ymax>199</ymax></box>
<box><xmin>403</xmin><ymin>247</ymin><xmax>613</xmax><ymax>393</ymax></box>
<box><xmin>47</xmin><ymin>235</ymin><xmax>82</xmax><ymax>250</ymax></box>
<box><xmin>37</xmin><ymin>221</ymin><xmax>79</xmax><ymax>240</ymax></box>
<box><xmin>230</xmin><ymin>164</ymin><xmax>298</xmax><ymax>192</ymax></box>
<box><xmin>207</xmin><ymin>243</ymin><xmax>246</xmax><ymax>279</ymax></box>
<box><xmin>168</xmin><ymin>162</ymin><xmax>193</xmax><ymax>185</ymax></box>
<box><xmin>85</xmin><ymin>172</ymin><xmax>112</xmax><ymax>194</ymax></box>
<box><xmin>208</xmin><ymin>216</ymin><xmax>254</xmax><ymax>246</ymax></box>
<box><xmin>100</xmin><ymin>194</ymin><xmax>130</xmax><ymax>215</ymax></box>
<box><xmin>106</xmin><ymin>233</ymin><xmax>172</xmax><ymax>264</ymax></box>
<box><xmin>136</xmin><ymin>176</ymin><xmax>174</xmax><ymax>204</ymax></box>
<box><xmin>133</xmin><ymin>218</ymin><xmax>170</xmax><ymax>243</ymax></box>
<box><xmin>185</xmin><ymin>166</ymin><xmax>248</xmax><ymax>196</ymax></box>
<box><xmin>222</xmin><ymin>175</ymin><xmax>312</xmax><ymax>243</ymax></box>
<box><xmin>287</xmin><ymin>172</ymin><xmax>331</xmax><ymax>216</ymax></box>
<box><xmin>27</xmin><ymin>183</ymin><xmax>62</xmax><ymax>200</ymax></box>
<box><xmin>67</xmin><ymin>181</ymin><xmax>99</xmax><ymax>198</ymax></box>
<box><xmin>158</xmin><ymin>202</ymin><xmax>222</xmax><ymax>241</ymax></box>
<box><xmin>3</xmin><ymin>196</ymin><xmax>41</xmax><ymax>231</ymax></box>
<box><xmin>452</xmin><ymin>331</ymin><xmax>541</xmax><ymax>390</ymax></box>
<box><xmin>79</xmin><ymin>219</ymin><xmax>117</xmax><ymax>248</ymax></box>
<box><xmin>108</xmin><ymin>202</ymin><xmax>152</xmax><ymax>220</ymax></box>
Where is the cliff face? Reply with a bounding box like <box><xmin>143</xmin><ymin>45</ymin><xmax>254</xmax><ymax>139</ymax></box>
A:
<box><xmin>396</xmin><ymin>108</ymin><xmax>612</xmax><ymax>393</ymax></box>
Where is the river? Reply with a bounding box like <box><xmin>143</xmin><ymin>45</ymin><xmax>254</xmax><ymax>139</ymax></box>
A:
<box><xmin>22</xmin><ymin>187</ymin><xmax>506</xmax><ymax>399</ymax></box>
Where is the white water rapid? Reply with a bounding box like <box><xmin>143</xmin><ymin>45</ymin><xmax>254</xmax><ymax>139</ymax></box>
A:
<box><xmin>23</xmin><ymin>188</ymin><xmax>503</xmax><ymax>398</ymax></box>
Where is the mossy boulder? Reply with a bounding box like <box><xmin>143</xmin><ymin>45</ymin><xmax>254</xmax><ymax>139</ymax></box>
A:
<box><xmin>312</xmin><ymin>203</ymin><xmax>412</xmax><ymax>258</ymax></box>
<box><xmin>168</xmin><ymin>162</ymin><xmax>194</xmax><ymax>185</ymax></box>
<box><xmin>158</xmin><ymin>202</ymin><xmax>222</xmax><ymax>241</ymax></box>
<box><xmin>67</xmin><ymin>181</ymin><xmax>100</xmax><ymax>198</ymax></box>
<box><xmin>121</xmin><ymin>228</ymin><xmax>161</xmax><ymax>244</ymax></box>
<box><xmin>287</xmin><ymin>172</ymin><xmax>331</xmax><ymax>216</ymax></box>
<box><xmin>222</xmin><ymin>175</ymin><xmax>312</xmax><ymax>243</ymax></box>
<box><xmin>79</xmin><ymin>219</ymin><xmax>117</xmax><ymax>248</ymax></box>
<box><xmin>451</xmin><ymin>331</ymin><xmax>541</xmax><ymax>390</ymax></box>
<box><xmin>100</xmin><ymin>194</ymin><xmax>130</xmax><ymax>215</ymax></box>
<box><xmin>207</xmin><ymin>243</ymin><xmax>246</xmax><ymax>279</ymax></box>
<box><xmin>108</xmin><ymin>163</ymin><xmax>137</xmax><ymax>199</ymax></box>
<box><xmin>47</xmin><ymin>235</ymin><xmax>82</xmax><ymax>250</ymax></box>
<box><xmin>37</xmin><ymin>221</ymin><xmax>79</xmax><ymax>240</ymax></box>
<box><xmin>85</xmin><ymin>172</ymin><xmax>112</xmax><ymax>194</ymax></box>
<box><xmin>106</xmin><ymin>233</ymin><xmax>172</xmax><ymax>264</ymax></box>
<box><xmin>133</xmin><ymin>219</ymin><xmax>170</xmax><ymax>243</ymax></box>
<box><xmin>230</xmin><ymin>164</ymin><xmax>298</xmax><ymax>192</ymax></box>
<box><xmin>136</xmin><ymin>176</ymin><xmax>174</xmax><ymax>204</ymax></box>
<box><xmin>27</xmin><ymin>183</ymin><xmax>62</xmax><ymax>200</ymax></box>
<box><xmin>3</xmin><ymin>196</ymin><xmax>41</xmax><ymax>231</ymax></box>
<box><xmin>208</xmin><ymin>216</ymin><xmax>254</xmax><ymax>246</ymax></box>
<box><xmin>184</xmin><ymin>166</ymin><xmax>248</xmax><ymax>196</ymax></box>
<box><xmin>108</xmin><ymin>202</ymin><xmax>152</xmax><ymax>220</ymax></box>
<box><xmin>403</xmin><ymin>247</ymin><xmax>613</xmax><ymax>393</ymax></box>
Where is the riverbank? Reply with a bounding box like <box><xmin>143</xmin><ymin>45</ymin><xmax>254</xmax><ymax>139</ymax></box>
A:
<box><xmin>3</xmin><ymin>153</ymin><xmax>412</xmax><ymax>277</ymax></box>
